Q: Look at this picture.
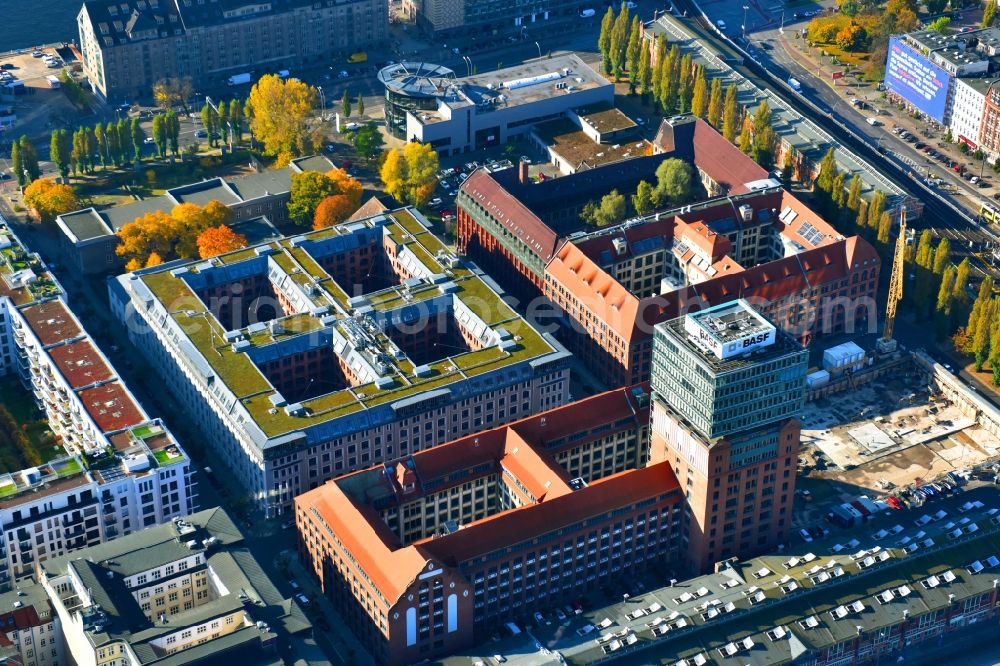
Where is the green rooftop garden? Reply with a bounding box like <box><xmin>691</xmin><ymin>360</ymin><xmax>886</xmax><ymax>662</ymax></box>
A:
<box><xmin>135</xmin><ymin>207</ymin><xmax>558</xmax><ymax>439</ymax></box>
<box><xmin>154</xmin><ymin>449</ymin><xmax>185</xmax><ymax>465</ymax></box>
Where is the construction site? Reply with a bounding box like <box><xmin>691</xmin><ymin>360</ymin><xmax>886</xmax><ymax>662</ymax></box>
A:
<box><xmin>795</xmin><ymin>216</ymin><xmax>1000</xmax><ymax>505</ymax></box>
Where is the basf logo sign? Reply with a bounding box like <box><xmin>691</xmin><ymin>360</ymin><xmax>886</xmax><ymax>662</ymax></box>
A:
<box><xmin>885</xmin><ymin>37</ymin><xmax>950</xmax><ymax>122</ymax></box>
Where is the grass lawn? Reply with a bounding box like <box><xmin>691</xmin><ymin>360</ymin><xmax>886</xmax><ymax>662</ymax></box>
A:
<box><xmin>0</xmin><ymin>377</ymin><xmax>64</xmax><ymax>466</ymax></box>
<box><xmin>154</xmin><ymin>450</ymin><xmax>185</xmax><ymax>465</ymax></box>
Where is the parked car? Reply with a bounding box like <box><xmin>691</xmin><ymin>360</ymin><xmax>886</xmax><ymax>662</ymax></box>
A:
<box><xmin>295</xmin><ymin>593</ymin><xmax>310</xmax><ymax>606</ymax></box>
<box><xmin>194</xmin><ymin>129</ymin><xmax>208</xmax><ymax>138</ymax></box>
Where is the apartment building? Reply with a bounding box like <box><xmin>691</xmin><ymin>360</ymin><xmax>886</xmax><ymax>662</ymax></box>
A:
<box><xmin>411</xmin><ymin>0</ymin><xmax>581</xmax><ymax>38</ymax></box>
<box><xmin>56</xmin><ymin>156</ymin><xmax>330</xmax><ymax>274</ymax></box>
<box><xmin>649</xmin><ymin>300</ymin><xmax>807</xmax><ymax>572</ymax></box>
<box><xmin>296</xmin><ymin>387</ymin><xmax>682</xmax><ymax>666</ymax></box>
<box><xmin>0</xmin><ymin>580</ymin><xmax>63</xmax><ymax>666</ymax></box>
<box><xmin>38</xmin><ymin>507</ymin><xmax>310</xmax><ymax>666</ymax></box>
<box><xmin>77</xmin><ymin>0</ymin><xmax>387</xmax><ymax>101</ymax></box>
<box><xmin>110</xmin><ymin>207</ymin><xmax>570</xmax><ymax>517</ymax></box>
<box><xmin>0</xmin><ymin>223</ymin><xmax>196</xmax><ymax>591</ymax></box>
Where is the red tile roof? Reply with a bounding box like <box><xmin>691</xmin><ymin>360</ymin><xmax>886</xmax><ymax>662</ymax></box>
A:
<box><xmin>296</xmin><ymin>386</ymin><xmax>657</xmax><ymax>604</ymax></box>
<box><xmin>77</xmin><ymin>381</ymin><xmax>145</xmax><ymax>434</ymax></box>
<box><xmin>461</xmin><ymin>169</ymin><xmax>562</xmax><ymax>263</ymax></box>
<box><xmin>415</xmin><ymin>461</ymin><xmax>680</xmax><ymax>565</ymax></box>
<box><xmin>653</xmin><ymin>117</ymin><xmax>770</xmax><ymax>195</ymax></box>
<box><xmin>48</xmin><ymin>340</ymin><xmax>114</xmax><ymax>389</ymax></box>
<box><xmin>19</xmin><ymin>300</ymin><xmax>82</xmax><ymax>347</ymax></box>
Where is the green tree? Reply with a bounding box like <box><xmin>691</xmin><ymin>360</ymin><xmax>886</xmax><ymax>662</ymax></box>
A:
<box><xmin>780</xmin><ymin>147</ymin><xmax>795</xmax><ymax>186</ymax></box>
<box><xmin>288</xmin><ymin>171</ymin><xmax>340</xmax><ymax>226</ymax></box>
<box><xmin>928</xmin><ymin>17</ymin><xmax>950</xmax><ymax>33</ymax></box>
<box><xmin>932</xmin><ymin>237</ymin><xmax>951</xmax><ymax>275</ymax></box>
<box><xmin>218</xmin><ymin>102</ymin><xmax>230</xmax><ymax>145</ymax></box>
<box><xmin>10</xmin><ymin>140</ymin><xmax>24</xmax><ymax>188</ymax></box>
<box><xmin>707</xmin><ymin>77</ymin><xmax>723</xmax><ymax>128</ymax></box>
<box><xmin>131</xmin><ymin>117</ymin><xmax>145</xmax><ymax>163</ymax></box>
<box><xmin>638</xmin><ymin>45</ymin><xmax>652</xmax><ymax>101</ymax></box>
<box><xmin>341</xmin><ymin>90</ymin><xmax>352</xmax><ymax>119</ymax></box>
<box><xmin>152</xmin><ymin>115</ymin><xmax>167</xmax><ymax>157</ymax></box>
<box><xmin>116</xmin><ymin>119</ymin><xmax>129</xmax><ymax>165</ymax></box>
<box><xmin>609</xmin><ymin>3</ymin><xmax>630</xmax><ymax>80</ymax></box>
<box><xmin>952</xmin><ymin>257</ymin><xmax>971</xmax><ymax>309</ymax></box>
<box><xmin>50</xmin><ymin>129</ymin><xmax>70</xmax><ymax>180</ymax></box>
<box><xmin>357</xmin><ymin>93</ymin><xmax>365</xmax><ymax>118</ymax></box>
<box><xmin>866</xmin><ymin>190</ymin><xmax>885</xmax><ymax>230</ymax></box>
<box><xmin>166</xmin><ymin>112</ymin><xmax>180</xmax><ymax>156</ymax></box>
<box><xmin>983</xmin><ymin>0</ymin><xmax>997</xmax><ymax>29</ymax></box>
<box><xmin>965</xmin><ymin>277</ymin><xmax>993</xmax><ymax>353</ymax></box>
<box><xmin>816</xmin><ymin>147</ymin><xmax>839</xmax><ymax>192</ymax></box>
<box><xmin>352</xmin><ymin>122</ymin><xmax>384</xmax><ymax>160</ymax></box>
<box><xmin>722</xmin><ymin>83</ymin><xmax>739</xmax><ymax>142</ymax></box>
<box><xmin>105</xmin><ymin>122</ymin><xmax>120</xmax><ymax>167</ymax></box>
<box><xmin>94</xmin><ymin>123</ymin><xmax>108</xmax><ymax>170</ymax></box>
<box><xmin>632</xmin><ymin>180</ymin><xmax>655</xmax><ymax>215</ymax></box>
<box><xmin>599</xmin><ymin>7</ymin><xmax>615</xmax><ymax>74</ymax></box>
<box><xmin>201</xmin><ymin>104</ymin><xmax>219</xmax><ymax>146</ymax></box>
<box><xmin>592</xmin><ymin>189</ymin><xmax>627</xmax><ymax>227</ymax></box>
<box><xmin>626</xmin><ymin>15</ymin><xmax>642</xmax><ymax>91</ymax></box>
<box><xmin>654</xmin><ymin>158</ymin><xmax>696</xmax><ymax>207</ymax></box>
<box><xmin>18</xmin><ymin>136</ymin><xmax>40</xmax><ymax>183</ymax></box>
<box><xmin>846</xmin><ymin>174</ymin><xmax>863</xmax><ymax>212</ymax></box>
<box><xmin>690</xmin><ymin>68</ymin><xmax>708</xmax><ymax>118</ymax></box>
<box><xmin>935</xmin><ymin>264</ymin><xmax>957</xmax><ymax>339</ymax></box>
<box><xmin>229</xmin><ymin>99</ymin><xmax>244</xmax><ymax>143</ymax></box>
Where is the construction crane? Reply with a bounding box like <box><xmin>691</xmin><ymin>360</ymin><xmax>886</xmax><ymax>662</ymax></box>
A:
<box><xmin>877</xmin><ymin>210</ymin><xmax>907</xmax><ymax>355</ymax></box>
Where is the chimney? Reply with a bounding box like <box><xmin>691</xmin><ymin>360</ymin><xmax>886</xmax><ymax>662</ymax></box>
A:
<box><xmin>518</xmin><ymin>159</ymin><xmax>530</xmax><ymax>184</ymax></box>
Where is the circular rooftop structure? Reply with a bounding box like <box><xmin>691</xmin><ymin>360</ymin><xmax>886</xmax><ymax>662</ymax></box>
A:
<box><xmin>377</xmin><ymin>62</ymin><xmax>457</xmax><ymax>98</ymax></box>
<box><xmin>378</xmin><ymin>62</ymin><xmax>457</xmax><ymax>139</ymax></box>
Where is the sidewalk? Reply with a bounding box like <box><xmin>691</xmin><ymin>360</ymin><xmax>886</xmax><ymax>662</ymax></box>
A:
<box><xmin>284</xmin><ymin>550</ymin><xmax>375</xmax><ymax>666</ymax></box>
<box><xmin>776</xmin><ymin>34</ymin><xmax>995</xmax><ymax>198</ymax></box>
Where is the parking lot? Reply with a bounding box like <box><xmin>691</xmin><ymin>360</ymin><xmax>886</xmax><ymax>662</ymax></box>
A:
<box><xmin>1</xmin><ymin>45</ymin><xmax>91</xmax><ymax>178</ymax></box>
<box><xmin>437</xmin><ymin>483</ymin><xmax>1000</xmax><ymax>666</ymax></box>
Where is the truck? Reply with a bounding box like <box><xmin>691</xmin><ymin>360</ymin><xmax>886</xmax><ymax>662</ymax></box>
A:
<box><xmin>579</xmin><ymin>8</ymin><xmax>595</xmax><ymax>17</ymax></box>
<box><xmin>45</xmin><ymin>75</ymin><xmax>61</xmax><ymax>88</ymax></box>
<box><xmin>347</xmin><ymin>52</ymin><xmax>367</xmax><ymax>64</ymax></box>
<box><xmin>227</xmin><ymin>72</ymin><xmax>252</xmax><ymax>86</ymax></box>
<box><xmin>787</xmin><ymin>77</ymin><xmax>802</xmax><ymax>92</ymax></box>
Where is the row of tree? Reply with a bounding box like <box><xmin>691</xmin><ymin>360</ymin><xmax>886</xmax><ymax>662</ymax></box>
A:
<box><xmin>10</xmin><ymin>135</ymin><xmax>40</xmax><ymax>188</ymax></box>
<box><xmin>200</xmin><ymin>99</ymin><xmax>245</xmax><ymax>148</ymax></box>
<box><xmin>45</xmin><ymin>118</ymin><xmax>147</xmax><ymax>179</ymax></box>
<box><xmin>959</xmin><ymin>276</ymin><xmax>1000</xmax><ymax>384</ymax></box>
<box><xmin>0</xmin><ymin>405</ymin><xmax>42</xmax><ymax>469</ymax></box>
<box><xmin>115</xmin><ymin>200</ymin><xmax>243</xmax><ymax>270</ymax></box>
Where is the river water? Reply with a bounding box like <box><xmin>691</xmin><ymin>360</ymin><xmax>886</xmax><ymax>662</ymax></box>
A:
<box><xmin>2</xmin><ymin>0</ymin><xmax>81</xmax><ymax>53</ymax></box>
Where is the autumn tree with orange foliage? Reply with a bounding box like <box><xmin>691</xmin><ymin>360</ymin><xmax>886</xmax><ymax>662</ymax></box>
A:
<box><xmin>197</xmin><ymin>225</ymin><xmax>248</xmax><ymax>258</ymax></box>
<box><xmin>288</xmin><ymin>168</ymin><xmax>363</xmax><ymax>227</ymax></box>
<box><xmin>116</xmin><ymin>200</ymin><xmax>235</xmax><ymax>269</ymax></box>
<box><xmin>23</xmin><ymin>178</ymin><xmax>80</xmax><ymax>223</ymax></box>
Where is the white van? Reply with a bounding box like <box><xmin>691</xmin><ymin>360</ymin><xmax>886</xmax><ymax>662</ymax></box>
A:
<box><xmin>866</xmin><ymin>117</ymin><xmax>882</xmax><ymax>126</ymax></box>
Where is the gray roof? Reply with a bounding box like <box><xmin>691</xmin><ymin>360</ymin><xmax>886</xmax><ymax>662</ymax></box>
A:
<box><xmin>168</xmin><ymin>178</ymin><xmax>242</xmax><ymax>207</ymax></box>
<box><xmin>102</xmin><ymin>195</ymin><xmax>173</xmax><ymax>232</ymax></box>
<box><xmin>57</xmin><ymin>207</ymin><xmax>114</xmax><ymax>242</ymax></box>
<box><xmin>229</xmin><ymin>168</ymin><xmax>293</xmax><ymax>202</ymax></box>
<box><xmin>41</xmin><ymin>507</ymin><xmax>310</xmax><ymax>663</ymax></box>
<box><xmin>231</xmin><ymin>217</ymin><xmax>281</xmax><ymax>246</ymax></box>
<box><xmin>289</xmin><ymin>155</ymin><xmax>336</xmax><ymax>174</ymax></box>
<box><xmin>42</xmin><ymin>507</ymin><xmax>242</xmax><ymax>578</ymax></box>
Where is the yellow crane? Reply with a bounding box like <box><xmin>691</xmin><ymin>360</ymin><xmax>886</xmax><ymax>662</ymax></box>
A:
<box><xmin>877</xmin><ymin>210</ymin><xmax>906</xmax><ymax>355</ymax></box>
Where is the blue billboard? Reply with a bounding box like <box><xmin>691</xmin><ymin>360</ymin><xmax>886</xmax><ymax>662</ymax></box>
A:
<box><xmin>884</xmin><ymin>37</ymin><xmax>951</xmax><ymax>122</ymax></box>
